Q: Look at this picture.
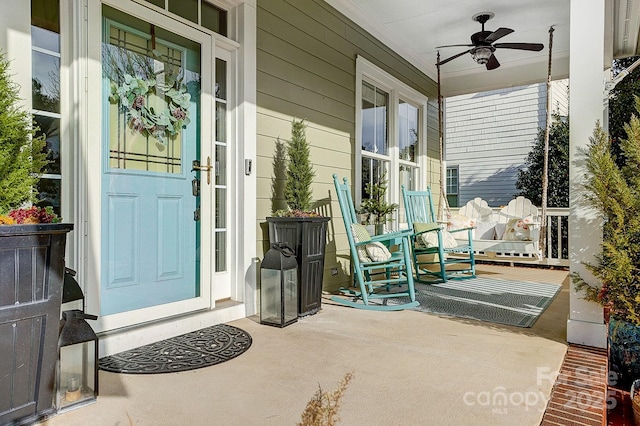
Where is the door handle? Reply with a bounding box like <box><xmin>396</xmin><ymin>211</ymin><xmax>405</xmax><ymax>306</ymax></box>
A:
<box><xmin>192</xmin><ymin>156</ymin><xmax>213</xmax><ymax>185</ymax></box>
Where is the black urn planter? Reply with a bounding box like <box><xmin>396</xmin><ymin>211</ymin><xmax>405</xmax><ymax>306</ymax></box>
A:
<box><xmin>608</xmin><ymin>316</ymin><xmax>640</xmax><ymax>390</ymax></box>
<box><xmin>267</xmin><ymin>216</ymin><xmax>330</xmax><ymax>317</ymax></box>
<box><xmin>0</xmin><ymin>223</ymin><xmax>73</xmax><ymax>425</ymax></box>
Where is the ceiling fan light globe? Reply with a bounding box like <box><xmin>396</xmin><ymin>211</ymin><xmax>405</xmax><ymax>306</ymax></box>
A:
<box><xmin>472</xmin><ymin>47</ymin><xmax>492</xmax><ymax>64</ymax></box>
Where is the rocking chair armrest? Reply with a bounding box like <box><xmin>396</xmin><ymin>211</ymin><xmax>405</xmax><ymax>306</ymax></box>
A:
<box><xmin>413</xmin><ymin>223</ymin><xmax>443</xmax><ymax>237</ymax></box>
<box><xmin>447</xmin><ymin>226</ymin><xmax>476</xmax><ymax>234</ymax></box>
<box><xmin>369</xmin><ymin>228</ymin><xmax>413</xmax><ymax>244</ymax></box>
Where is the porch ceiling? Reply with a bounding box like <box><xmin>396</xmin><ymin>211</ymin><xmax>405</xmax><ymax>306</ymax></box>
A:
<box><xmin>327</xmin><ymin>0</ymin><xmax>640</xmax><ymax>97</ymax></box>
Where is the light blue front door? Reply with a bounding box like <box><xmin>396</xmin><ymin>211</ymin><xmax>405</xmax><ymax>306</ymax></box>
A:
<box><xmin>100</xmin><ymin>7</ymin><xmax>207</xmax><ymax>316</ymax></box>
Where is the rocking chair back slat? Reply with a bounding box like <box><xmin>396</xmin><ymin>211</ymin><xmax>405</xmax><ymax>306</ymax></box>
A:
<box><xmin>402</xmin><ymin>185</ymin><xmax>476</xmax><ymax>283</ymax></box>
<box><xmin>332</xmin><ymin>174</ymin><xmax>419</xmax><ymax>311</ymax></box>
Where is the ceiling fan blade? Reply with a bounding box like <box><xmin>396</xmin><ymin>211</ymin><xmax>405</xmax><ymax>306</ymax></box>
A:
<box><xmin>437</xmin><ymin>49</ymin><xmax>472</xmax><ymax>66</ymax></box>
<box><xmin>493</xmin><ymin>42</ymin><xmax>544</xmax><ymax>51</ymax></box>
<box><xmin>486</xmin><ymin>54</ymin><xmax>500</xmax><ymax>70</ymax></box>
<box><xmin>484</xmin><ymin>27</ymin><xmax>514</xmax><ymax>43</ymax></box>
<box><xmin>436</xmin><ymin>43</ymin><xmax>474</xmax><ymax>49</ymax></box>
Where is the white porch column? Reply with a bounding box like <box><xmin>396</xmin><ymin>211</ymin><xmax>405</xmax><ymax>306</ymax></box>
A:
<box><xmin>566</xmin><ymin>0</ymin><xmax>610</xmax><ymax>348</ymax></box>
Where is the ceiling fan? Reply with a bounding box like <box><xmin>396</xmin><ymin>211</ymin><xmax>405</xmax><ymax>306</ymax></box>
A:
<box><xmin>437</xmin><ymin>12</ymin><xmax>544</xmax><ymax>70</ymax></box>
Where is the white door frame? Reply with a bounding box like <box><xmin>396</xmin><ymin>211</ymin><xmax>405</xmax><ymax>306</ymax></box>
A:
<box><xmin>86</xmin><ymin>0</ymin><xmax>216</xmax><ymax>333</ymax></box>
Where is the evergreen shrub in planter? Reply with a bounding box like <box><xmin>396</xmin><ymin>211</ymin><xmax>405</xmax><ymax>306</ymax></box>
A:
<box><xmin>574</xmin><ymin>101</ymin><xmax>640</xmax><ymax>389</ymax></box>
<box><xmin>0</xmin><ymin>50</ymin><xmax>73</xmax><ymax>424</ymax></box>
<box><xmin>267</xmin><ymin>119</ymin><xmax>329</xmax><ymax>317</ymax></box>
<box><xmin>357</xmin><ymin>171</ymin><xmax>397</xmax><ymax>236</ymax></box>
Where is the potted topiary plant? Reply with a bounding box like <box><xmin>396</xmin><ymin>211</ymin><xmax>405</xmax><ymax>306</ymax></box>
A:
<box><xmin>0</xmin><ymin>49</ymin><xmax>73</xmax><ymax>425</ymax></box>
<box><xmin>267</xmin><ymin>118</ymin><xmax>329</xmax><ymax>317</ymax></box>
<box><xmin>573</xmin><ymin>99</ymin><xmax>640</xmax><ymax>391</ymax></box>
<box><xmin>357</xmin><ymin>171</ymin><xmax>398</xmax><ymax>235</ymax></box>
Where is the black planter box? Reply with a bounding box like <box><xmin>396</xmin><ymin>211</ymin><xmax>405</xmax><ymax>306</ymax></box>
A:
<box><xmin>0</xmin><ymin>223</ymin><xmax>73</xmax><ymax>425</ymax></box>
<box><xmin>267</xmin><ymin>217</ymin><xmax>329</xmax><ymax>317</ymax></box>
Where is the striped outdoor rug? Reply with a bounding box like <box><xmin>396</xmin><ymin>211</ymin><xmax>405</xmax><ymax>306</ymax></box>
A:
<box><xmin>390</xmin><ymin>276</ymin><xmax>561</xmax><ymax>327</ymax></box>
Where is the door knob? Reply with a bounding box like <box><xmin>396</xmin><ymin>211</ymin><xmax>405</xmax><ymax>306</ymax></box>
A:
<box><xmin>192</xmin><ymin>156</ymin><xmax>213</xmax><ymax>185</ymax></box>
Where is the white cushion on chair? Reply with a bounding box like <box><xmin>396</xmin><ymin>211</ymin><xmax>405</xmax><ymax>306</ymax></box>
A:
<box><xmin>365</xmin><ymin>242</ymin><xmax>392</xmax><ymax>262</ymax></box>
<box><xmin>351</xmin><ymin>223</ymin><xmax>391</xmax><ymax>262</ymax></box>
<box><xmin>351</xmin><ymin>223</ymin><xmax>372</xmax><ymax>262</ymax></box>
<box><xmin>419</xmin><ymin>229</ymin><xmax>458</xmax><ymax>249</ymax></box>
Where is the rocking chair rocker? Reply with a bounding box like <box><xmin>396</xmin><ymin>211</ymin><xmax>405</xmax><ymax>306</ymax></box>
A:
<box><xmin>332</xmin><ymin>175</ymin><xmax>418</xmax><ymax>310</ymax></box>
<box><xmin>401</xmin><ymin>185</ymin><xmax>476</xmax><ymax>283</ymax></box>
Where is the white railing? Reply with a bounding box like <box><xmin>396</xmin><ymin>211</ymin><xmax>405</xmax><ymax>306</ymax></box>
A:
<box><xmin>544</xmin><ymin>208</ymin><xmax>569</xmax><ymax>267</ymax></box>
<box><xmin>449</xmin><ymin>206</ymin><xmax>570</xmax><ymax>267</ymax></box>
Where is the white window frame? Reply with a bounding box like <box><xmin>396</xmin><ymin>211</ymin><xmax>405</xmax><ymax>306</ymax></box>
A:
<box><xmin>446</xmin><ymin>165</ymin><xmax>459</xmax><ymax>207</ymax></box>
<box><xmin>355</xmin><ymin>56</ymin><xmax>428</xmax><ymax>228</ymax></box>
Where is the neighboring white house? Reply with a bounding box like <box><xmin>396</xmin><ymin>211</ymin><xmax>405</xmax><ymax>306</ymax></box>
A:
<box><xmin>445</xmin><ymin>79</ymin><xmax>569</xmax><ymax>207</ymax></box>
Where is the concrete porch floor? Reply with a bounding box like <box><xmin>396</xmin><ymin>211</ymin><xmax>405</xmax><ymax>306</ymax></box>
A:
<box><xmin>40</xmin><ymin>264</ymin><xmax>572</xmax><ymax>426</ymax></box>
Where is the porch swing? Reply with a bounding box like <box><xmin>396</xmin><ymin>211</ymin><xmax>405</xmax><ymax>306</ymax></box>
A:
<box><xmin>434</xmin><ymin>27</ymin><xmax>555</xmax><ymax>264</ymax></box>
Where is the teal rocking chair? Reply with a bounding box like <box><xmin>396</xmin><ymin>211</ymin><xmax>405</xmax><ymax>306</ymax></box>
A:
<box><xmin>401</xmin><ymin>185</ymin><xmax>476</xmax><ymax>283</ymax></box>
<box><xmin>332</xmin><ymin>175</ymin><xmax>418</xmax><ymax>310</ymax></box>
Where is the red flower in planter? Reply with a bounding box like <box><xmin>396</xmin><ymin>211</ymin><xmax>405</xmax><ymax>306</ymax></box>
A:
<box><xmin>2</xmin><ymin>206</ymin><xmax>61</xmax><ymax>224</ymax></box>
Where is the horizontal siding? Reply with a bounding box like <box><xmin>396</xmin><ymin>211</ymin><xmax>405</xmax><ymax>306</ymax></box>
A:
<box><xmin>445</xmin><ymin>83</ymin><xmax>548</xmax><ymax>206</ymax></box>
<box><xmin>257</xmin><ymin>0</ymin><xmax>437</xmax><ymax>291</ymax></box>
<box><xmin>551</xmin><ymin>79</ymin><xmax>569</xmax><ymax>116</ymax></box>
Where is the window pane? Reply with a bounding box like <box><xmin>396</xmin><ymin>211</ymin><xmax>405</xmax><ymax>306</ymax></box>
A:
<box><xmin>446</xmin><ymin>167</ymin><xmax>458</xmax><ymax>195</ymax></box>
<box><xmin>398</xmin><ymin>165</ymin><xmax>416</xmax><ymax>224</ymax></box>
<box><xmin>215</xmin><ymin>145</ymin><xmax>226</xmax><ymax>185</ymax></box>
<box><xmin>34</xmin><ymin>115</ymin><xmax>60</xmax><ymax>174</ymax></box>
<box><xmin>32</xmin><ymin>51</ymin><xmax>60</xmax><ymax>113</ymax></box>
<box><xmin>216</xmin><ymin>103</ymin><xmax>226</xmax><ymax>142</ymax></box>
<box><xmin>31</xmin><ymin>25</ymin><xmax>59</xmax><ymax>52</ymax></box>
<box><xmin>145</xmin><ymin>0</ymin><xmax>164</xmax><ymax>8</ymax></box>
<box><xmin>361</xmin><ymin>81</ymin><xmax>388</xmax><ymax>155</ymax></box>
<box><xmin>215</xmin><ymin>58</ymin><xmax>227</xmax><ymax>100</ymax></box>
<box><xmin>216</xmin><ymin>188</ymin><xmax>226</xmax><ymax>228</ymax></box>
<box><xmin>168</xmin><ymin>0</ymin><xmax>198</xmax><ymax>23</ymax></box>
<box><xmin>202</xmin><ymin>2</ymin><xmax>227</xmax><ymax>36</ymax></box>
<box><xmin>31</xmin><ymin>0</ymin><xmax>60</xmax><ymax>34</ymax></box>
<box><xmin>361</xmin><ymin>157</ymin><xmax>389</xmax><ymax>201</ymax></box>
<box><xmin>103</xmin><ymin>17</ymin><xmax>201</xmax><ymax>174</ymax></box>
<box><xmin>399</xmin><ymin>165</ymin><xmax>415</xmax><ymax>191</ymax></box>
<box><xmin>215</xmin><ymin>231</ymin><xmax>226</xmax><ymax>272</ymax></box>
<box><xmin>36</xmin><ymin>178</ymin><xmax>61</xmax><ymax>215</ymax></box>
<box><xmin>399</xmin><ymin>100</ymin><xmax>418</xmax><ymax>162</ymax></box>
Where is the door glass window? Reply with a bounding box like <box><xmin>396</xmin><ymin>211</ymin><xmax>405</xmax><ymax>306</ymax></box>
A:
<box><xmin>103</xmin><ymin>11</ymin><xmax>201</xmax><ymax>174</ymax></box>
<box><xmin>215</xmin><ymin>58</ymin><xmax>227</xmax><ymax>273</ymax></box>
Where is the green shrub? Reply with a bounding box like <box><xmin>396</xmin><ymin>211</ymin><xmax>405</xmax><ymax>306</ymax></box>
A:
<box><xmin>284</xmin><ymin>118</ymin><xmax>314</xmax><ymax>213</ymax></box>
<box><xmin>358</xmin><ymin>171</ymin><xmax>397</xmax><ymax>226</ymax></box>
<box><xmin>574</xmin><ymin>98</ymin><xmax>640</xmax><ymax>325</ymax></box>
<box><xmin>0</xmin><ymin>50</ymin><xmax>47</xmax><ymax>214</ymax></box>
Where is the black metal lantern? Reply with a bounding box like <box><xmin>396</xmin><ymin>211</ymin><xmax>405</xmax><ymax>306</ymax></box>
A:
<box><xmin>260</xmin><ymin>243</ymin><xmax>298</xmax><ymax>327</ymax></box>
<box><xmin>62</xmin><ymin>268</ymin><xmax>85</xmax><ymax>313</ymax></box>
<box><xmin>57</xmin><ymin>310</ymin><xmax>98</xmax><ymax>412</ymax></box>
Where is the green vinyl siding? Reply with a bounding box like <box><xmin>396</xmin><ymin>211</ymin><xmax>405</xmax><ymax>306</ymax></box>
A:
<box><xmin>256</xmin><ymin>0</ymin><xmax>438</xmax><ymax>291</ymax></box>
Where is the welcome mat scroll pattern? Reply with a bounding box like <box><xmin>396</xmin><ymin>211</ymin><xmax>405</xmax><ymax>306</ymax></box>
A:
<box><xmin>98</xmin><ymin>324</ymin><xmax>252</xmax><ymax>374</ymax></box>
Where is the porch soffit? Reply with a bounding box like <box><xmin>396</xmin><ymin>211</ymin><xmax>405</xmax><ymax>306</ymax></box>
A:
<box><xmin>326</xmin><ymin>0</ymin><xmax>640</xmax><ymax>97</ymax></box>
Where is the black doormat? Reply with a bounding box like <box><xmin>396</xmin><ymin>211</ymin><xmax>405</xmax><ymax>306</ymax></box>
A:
<box><xmin>98</xmin><ymin>324</ymin><xmax>252</xmax><ymax>374</ymax></box>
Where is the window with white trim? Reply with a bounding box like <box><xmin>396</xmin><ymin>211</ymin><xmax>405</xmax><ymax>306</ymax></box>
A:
<box><xmin>357</xmin><ymin>57</ymin><xmax>427</xmax><ymax>228</ymax></box>
<box><xmin>446</xmin><ymin>166</ymin><xmax>459</xmax><ymax>207</ymax></box>
<box><xmin>32</xmin><ymin>0</ymin><xmax>62</xmax><ymax>215</ymax></box>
